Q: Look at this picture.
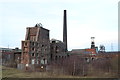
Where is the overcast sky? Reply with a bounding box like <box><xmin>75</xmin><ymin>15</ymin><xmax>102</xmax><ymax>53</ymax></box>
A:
<box><xmin>0</xmin><ymin>0</ymin><xmax>119</xmax><ymax>51</ymax></box>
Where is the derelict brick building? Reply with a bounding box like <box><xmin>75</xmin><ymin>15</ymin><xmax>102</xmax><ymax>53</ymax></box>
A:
<box><xmin>50</xmin><ymin>39</ymin><xmax>66</xmax><ymax>61</ymax></box>
<box><xmin>20</xmin><ymin>10</ymin><xmax>68</xmax><ymax>70</ymax></box>
<box><xmin>21</xmin><ymin>23</ymin><xmax>50</xmax><ymax>66</ymax></box>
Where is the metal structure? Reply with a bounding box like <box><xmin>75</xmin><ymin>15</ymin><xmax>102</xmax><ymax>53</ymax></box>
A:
<box><xmin>99</xmin><ymin>45</ymin><xmax>105</xmax><ymax>53</ymax></box>
<box><xmin>91</xmin><ymin>37</ymin><xmax>95</xmax><ymax>49</ymax></box>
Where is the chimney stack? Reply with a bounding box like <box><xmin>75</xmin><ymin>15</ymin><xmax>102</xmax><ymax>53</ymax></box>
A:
<box><xmin>63</xmin><ymin>10</ymin><xmax>68</xmax><ymax>52</ymax></box>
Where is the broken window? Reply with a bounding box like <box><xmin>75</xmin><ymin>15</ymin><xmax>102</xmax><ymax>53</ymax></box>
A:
<box><xmin>38</xmin><ymin>43</ymin><xmax>40</xmax><ymax>47</ymax></box>
<box><xmin>24</xmin><ymin>47</ymin><xmax>28</xmax><ymax>52</ymax></box>
<box><xmin>32</xmin><ymin>47</ymin><xmax>35</xmax><ymax>51</ymax></box>
<box><xmin>44</xmin><ymin>48</ymin><xmax>46</xmax><ymax>52</ymax></box>
<box><xmin>34</xmin><ymin>48</ymin><xmax>35</xmax><ymax>51</ymax></box>
<box><xmin>55</xmin><ymin>46</ymin><xmax>58</xmax><ymax>53</ymax></box>
<box><xmin>55</xmin><ymin>56</ymin><xmax>57</xmax><ymax>60</ymax></box>
<box><xmin>41</xmin><ymin>59</ymin><xmax>44</xmax><ymax>64</ymax></box>
<box><xmin>45</xmin><ymin>59</ymin><xmax>47</xmax><ymax>64</ymax></box>
<box><xmin>36</xmin><ymin>53</ymin><xmax>39</xmax><ymax>57</ymax></box>
<box><xmin>32</xmin><ymin>42</ymin><xmax>34</xmax><ymax>46</ymax></box>
<box><xmin>42</xmin><ymin>45</ymin><xmax>44</xmax><ymax>47</ymax></box>
<box><xmin>37</xmin><ymin>60</ymin><xmax>40</xmax><ymax>64</ymax></box>
<box><xmin>36</xmin><ymin>43</ymin><xmax>38</xmax><ymax>46</ymax></box>
<box><xmin>31</xmin><ymin>53</ymin><xmax>35</xmax><ymax>57</ymax></box>
<box><xmin>31</xmin><ymin>59</ymin><xmax>35</xmax><ymax>64</ymax></box>
<box><xmin>33</xmin><ymin>36</ymin><xmax>36</xmax><ymax>41</ymax></box>
<box><xmin>24</xmin><ymin>42</ymin><xmax>27</xmax><ymax>46</ymax></box>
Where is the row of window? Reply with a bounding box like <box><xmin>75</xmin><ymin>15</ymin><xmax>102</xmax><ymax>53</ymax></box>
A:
<box><xmin>24</xmin><ymin>42</ymin><xmax>41</xmax><ymax>47</ymax></box>
<box><xmin>24</xmin><ymin>43</ymin><xmax>48</xmax><ymax>51</ymax></box>
<box><xmin>55</xmin><ymin>56</ymin><xmax>67</xmax><ymax>60</ymax></box>
<box><xmin>24</xmin><ymin>41</ymin><xmax>50</xmax><ymax>49</ymax></box>
<box><xmin>30</xmin><ymin>36</ymin><xmax>36</xmax><ymax>41</ymax></box>
<box><xmin>31</xmin><ymin>47</ymin><xmax>48</xmax><ymax>52</ymax></box>
<box><xmin>31</xmin><ymin>59</ymin><xmax>47</xmax><ymax>64</ymax></box>
<box><xmin>31</xmin><ymin>53</ymin><xmax>39</xmax><ymax>57</ymax></box>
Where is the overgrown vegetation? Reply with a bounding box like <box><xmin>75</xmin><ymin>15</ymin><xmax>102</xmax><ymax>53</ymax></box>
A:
<box><xmin>2</xmin><ymin>54</ymin><xmax>119</xmax><ymax>78</ymax></box>
<box><xmin>2</xmin><ymin>66</ymin><xmax>89</xmax><ymax>78</ymax></box>
<box><xmin>48</xmin><ymin>54</ymin><xmax>119</xmax><ymax>78</ymax></box>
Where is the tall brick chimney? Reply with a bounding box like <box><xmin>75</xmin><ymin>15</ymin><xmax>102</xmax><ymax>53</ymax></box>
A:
<box><xmin>63</xmin><ymin>10</ymin><xmax>68</xmax><ymax>52</ymax></box>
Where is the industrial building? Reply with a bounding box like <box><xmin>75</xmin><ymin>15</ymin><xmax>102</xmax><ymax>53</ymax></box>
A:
<box><xmin>21</xmin><ymin>24</ymin><xmax>50</xmax><ymax>70</ymax></box>
<box><xmin>1</xmin><ymin>47</ymin><xmax>21</xmax><ymax>67</ymax></box>
<box><xmin>50</xmin><ymin>39</ymin><xmax>67</xmax><ymax>61</ymax></box>
<box><xmin>0</xmin><ymin>9</ymin><xmax>119</xmax><ymax>78</ymax></box>
<box><xmin>20</xmin><ymin>10</ymin><xmax>68</xmax><ymax>70</ymax></box>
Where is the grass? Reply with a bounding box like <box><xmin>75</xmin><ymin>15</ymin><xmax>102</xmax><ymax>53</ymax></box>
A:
<box><xmin>2</xmin><ymin>66</ymin><xmax>118</xmax><ymax>78</ymax></box>
<box><xmin>2</xmin><ymin>66</ymin><xmax>78</xmax><ymax>78</ymax></box>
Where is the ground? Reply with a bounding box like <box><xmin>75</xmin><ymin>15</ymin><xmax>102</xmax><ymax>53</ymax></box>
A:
<box><xmin>1</xmin><ymin>66</ymin><xmax>118</xmax><ymax>79</ymax></box>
